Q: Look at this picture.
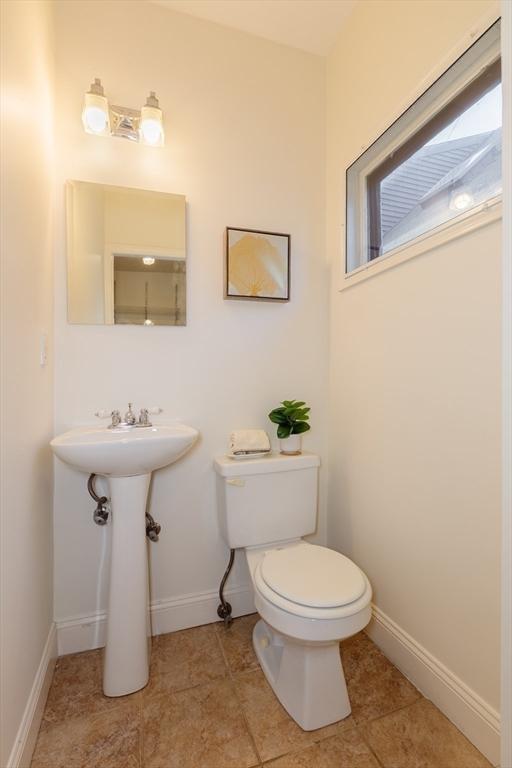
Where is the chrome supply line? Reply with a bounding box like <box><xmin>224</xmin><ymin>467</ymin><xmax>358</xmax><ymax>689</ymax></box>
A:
<box><xmin>87</xmin><ymin>473</ymin><xmax>109</xmax><ymax>525</ymax></box>
<box><xmin>87</xmin><ymin>473</ymin><xmax>161</xmax><ymax>541</ymax></box>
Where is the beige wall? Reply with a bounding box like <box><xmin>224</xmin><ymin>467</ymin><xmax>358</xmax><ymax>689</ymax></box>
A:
<box><xmin>326</xmin><ymin>0</ymin><xmax>501</xmax><ymax>712</ymax></box>
<box><xmin>0</xmin><ymin>0</ymin><xmax>56</xmax><ymax>764</ymax></box>
<box><xmin>53</xmin><ymin>0</ymin><xmax>328</xmax><ymax>626</ymax></box>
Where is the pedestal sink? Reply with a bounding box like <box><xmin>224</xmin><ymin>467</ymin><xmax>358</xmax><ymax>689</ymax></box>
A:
<box><xmin>51</xmin><ymin>421</ymin><xmax>198</xmax><ymax>696</ymax></box>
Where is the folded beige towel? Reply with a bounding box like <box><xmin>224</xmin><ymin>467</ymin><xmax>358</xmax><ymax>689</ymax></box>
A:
<box><xmin>229</xmin><ymin>429</ymin><xmax>271</xmax><ymax>455</ymax></box>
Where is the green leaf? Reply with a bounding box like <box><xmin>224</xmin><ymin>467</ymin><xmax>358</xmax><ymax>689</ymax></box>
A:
<box><xmin>277</xmin><ymin>424</ymin><xmax>292</xmax><ymax>439</ymax></box>
<box><xmin>292</xmin><ymin>421</ymin><xmax>310</xmax><ymax>434</ymax></box>
<box><xmin>289</xmin><ymin>408</ymin><xmax>310</xmax><ymax>421</ymax></box>
<box><xmin>282</xmin><ymin>400</ymin><xmax>306</xmax><ymax>409</ymax></box>
<box><xmin>269</xmin><ymin>411</ymin><xmax>287</xmax><ymax>424</ymax></box>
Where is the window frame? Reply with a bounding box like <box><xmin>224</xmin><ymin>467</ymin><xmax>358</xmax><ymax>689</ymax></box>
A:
<box><xmin>343</xmin><ymin>18</ymin><xmax>502</xmax><ymax>287</ymax></box>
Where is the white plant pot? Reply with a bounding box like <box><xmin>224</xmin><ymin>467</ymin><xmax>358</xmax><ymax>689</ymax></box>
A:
<box><xmin>279</xmin><ymin>434</ymin><xmax>302</xmax><ymax>455</ymax></box>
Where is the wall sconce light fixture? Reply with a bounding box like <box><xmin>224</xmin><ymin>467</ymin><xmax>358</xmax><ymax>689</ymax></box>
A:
<box><xmin>82</xmin><ymin>78</ymin><xmax>165</xmax><ymax>146</ymax></box>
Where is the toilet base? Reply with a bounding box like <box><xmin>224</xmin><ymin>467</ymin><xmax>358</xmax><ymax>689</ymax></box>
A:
<box><xmin>253</xmin><ymin>619</ymin><xmax>351</xmax><ymax>731</ymax></box>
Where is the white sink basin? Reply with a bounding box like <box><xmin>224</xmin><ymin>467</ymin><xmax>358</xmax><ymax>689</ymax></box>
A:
<box><xmin>51</xmin><ymin>423</ymin><xmax>198</xmax><ymax>477</ymax></box>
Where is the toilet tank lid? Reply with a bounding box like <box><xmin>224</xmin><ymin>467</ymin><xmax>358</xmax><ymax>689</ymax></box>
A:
<box><xmin>214</xmin><ymin>451</ymin><xmax>320</xmax><ymax>477</ymax></box>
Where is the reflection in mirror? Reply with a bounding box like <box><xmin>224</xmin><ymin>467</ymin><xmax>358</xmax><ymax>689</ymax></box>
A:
<box><xmin>66</xmin><ymin>181</ymin><xmax>186</xmax><ymax>325</ymax></box>
<box><xmin>113</xmin><ymin>255</ymin><xmax>186</xmax><ymax>325</ymax></box>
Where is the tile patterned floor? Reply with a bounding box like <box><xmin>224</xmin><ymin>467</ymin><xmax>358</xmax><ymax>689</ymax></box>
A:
<box><xmin>31</xmin><ymin>614</ymin><xmax>492</xmax><ymax>768</ymax></box>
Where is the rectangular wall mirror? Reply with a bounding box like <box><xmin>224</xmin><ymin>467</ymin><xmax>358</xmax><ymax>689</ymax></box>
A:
<box><xmin>66</xmin><ymin>181</ymin><xmax>186</xmax><ymax>325</ymax></box>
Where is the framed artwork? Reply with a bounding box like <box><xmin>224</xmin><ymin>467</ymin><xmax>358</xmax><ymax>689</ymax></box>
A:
<box><xmin>225</xmin><ymin>227</ymin><xmax>290</xmax><ymax>302</ymax></box>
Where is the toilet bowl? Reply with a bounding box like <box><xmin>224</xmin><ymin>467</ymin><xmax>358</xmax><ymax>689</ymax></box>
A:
<box><xmin>246</xmin><ymin>541</ymin><xmax>372</xmax><ymax>729</ymax></box>
<box><xmin>214</xmin><ymin>452</ymin><xmax>372</xmax><ymax>730</ymax></box>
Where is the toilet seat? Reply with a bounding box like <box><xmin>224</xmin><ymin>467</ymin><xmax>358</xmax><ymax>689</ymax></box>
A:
<box><xmin>260</xmin><ymin>543</ymin><xmax>366</xmax><ymax>608</ymax></box>
<box><xmin>253</xmin><ymin>543</ymin><xmax>372</xmax><ymax>621</ymax></box>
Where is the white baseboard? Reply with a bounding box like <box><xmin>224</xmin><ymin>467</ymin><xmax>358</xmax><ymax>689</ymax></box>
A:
<box><xmin>7</xmin><ymin>623</ymin><xmax>57</xmax><ymax>768</ymax></box>
<box><xmin>366</xmin><ymin>605</ymin><xmax>500</xmax><ymax>766</ymax></box>
<box><xmin>56</xmin><ymin>584</ymin><xmax>255</xmax><ymax>656</ymax></box>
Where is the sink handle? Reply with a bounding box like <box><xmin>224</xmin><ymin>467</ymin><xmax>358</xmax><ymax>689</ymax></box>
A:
<box><xmin>95</xmin><ymin>409</ymin><xmax>112</xmax><ymax>419</ymax></box>
<box><xmin>147</xmin><ymin>407</ymin><xmax>163</xmax><ymax>415</ymax></box>
<box><xmin>137</xmin><ymin>406</ymin><xmax>161</xmax><ymax>427</ymax></box>
<box><xmin>95</xmin><ymin>409</ymin><xmax>121</xmax><ymax>427</ymax></box>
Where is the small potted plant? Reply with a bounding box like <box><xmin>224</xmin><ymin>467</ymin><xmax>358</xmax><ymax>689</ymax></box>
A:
<box><xmin>268</xmin><ymin>399</ymin><xmax>310</xmax><ymax>455</ymax></box>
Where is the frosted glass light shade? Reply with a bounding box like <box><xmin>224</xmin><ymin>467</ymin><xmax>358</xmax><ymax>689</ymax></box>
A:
<box><xmin>140</xmin><ymin>105</ymin><xmax>164</xmax><ymax>147</ymax></box>
<box><xmin>82</xmin><ymin>91</ymin><xmax>110</xmax><ymax>136</ymax></box>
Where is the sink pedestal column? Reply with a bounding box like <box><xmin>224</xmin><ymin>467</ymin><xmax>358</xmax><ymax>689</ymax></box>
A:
<box><xmin>103</xmin><ymin>473</ymin><xmax>151</xmax><ymax>697</ymax></box>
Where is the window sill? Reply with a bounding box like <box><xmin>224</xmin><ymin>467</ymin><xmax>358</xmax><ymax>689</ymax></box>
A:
<box><xmin>339</xmin><ymin>197</ymin><xmax>502</xmax><ymax>291</ymax></box>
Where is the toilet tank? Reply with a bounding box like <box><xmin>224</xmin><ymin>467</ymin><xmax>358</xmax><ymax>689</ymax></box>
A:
<box><xmin>214</xmin><ymin>452</ymin><xmax>320</xmax><ymax>549</ymax></box>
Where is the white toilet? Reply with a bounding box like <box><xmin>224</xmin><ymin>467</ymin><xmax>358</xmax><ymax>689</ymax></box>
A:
<box><xmin>214</xmin><ymin>452</ymin><xmax>372</xmax><ymax>731</ymax></box>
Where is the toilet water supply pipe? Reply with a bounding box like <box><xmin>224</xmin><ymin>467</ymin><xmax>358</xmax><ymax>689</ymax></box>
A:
<box><xmin>87</xmin><ymin>473</ymin><xmax>161</xmax><ymax>541</ymax></box>
<box><xmin>217</xmin><ymin>549</ymin><xmax>236</xmax><ymax>626</ymax></box>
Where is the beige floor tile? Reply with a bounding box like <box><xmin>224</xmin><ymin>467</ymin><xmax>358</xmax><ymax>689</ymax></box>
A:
<box><xmin>341</xmin><ymin>631</ymin><xmax>421</xmax><ymax>722</ymax></box>
<box><xmin>234</xmin><ymin>668</ymin><xmax>354</xmax><ymax>763</ymax></box>
<box><xmin>149</xmin><ymin>623</ymin><xmax>227</xmax><ymax>692</ymax></box>
<box><xmin>362</xmin><ymin>698</ymin><xmax>492</xmax><ymax>768</ymax></box>
<box><xmin>216</xmin><ymin>613</ymin><xmax>260</xmax><ymax>674</ymax></box>
<box><xmin>142</xmin><ymin>678</ymin><xmax>259</xmax><ymax>768</ymax></box>
<box><xmin>31</xmin><ymin>703</ymin><xmax>141</xmax><ymax>768</ymax></box>
<box><xmin>266</xmin><ymin>729</ymin><xmax>380</xmax><ymax>767</ymax></box>
<box><xmin>34</xmin><ymin>622</ymin><xmax>491</xmax><ymax>768</ymax></box>
<box><xmin>41</xmin><ymin>650</ymin><xmax>139</xmax><ymax>730</ymax></box>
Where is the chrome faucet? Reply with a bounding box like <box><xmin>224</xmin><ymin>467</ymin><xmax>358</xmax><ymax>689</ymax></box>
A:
<box><xmin>95</xmin><ymin>405</ymin><xmax>163</xmax><ymax>429</ymax></box>
<box><xmin>124</xmin><ymin>403</ymin><xmax>137</xmax><ymax>426</ymax></box>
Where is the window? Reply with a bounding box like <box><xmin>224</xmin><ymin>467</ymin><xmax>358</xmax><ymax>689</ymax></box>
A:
<box><xmin>346</xmin><ymin>21</ymin><xmax>502</xmax><ymax>276</ymax></box>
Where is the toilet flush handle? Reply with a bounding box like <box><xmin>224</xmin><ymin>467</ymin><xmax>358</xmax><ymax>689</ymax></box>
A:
<box><xmin>226</xmin><ymin>478</ymin><xmax>245</xmax><ymax>487</ymax></box>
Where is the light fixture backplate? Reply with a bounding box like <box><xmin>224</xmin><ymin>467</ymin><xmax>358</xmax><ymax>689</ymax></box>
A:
<box><xmin>109</xmin><ymin>104</ymin><xmax>141</xmax><ymax>142</ymax></box>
